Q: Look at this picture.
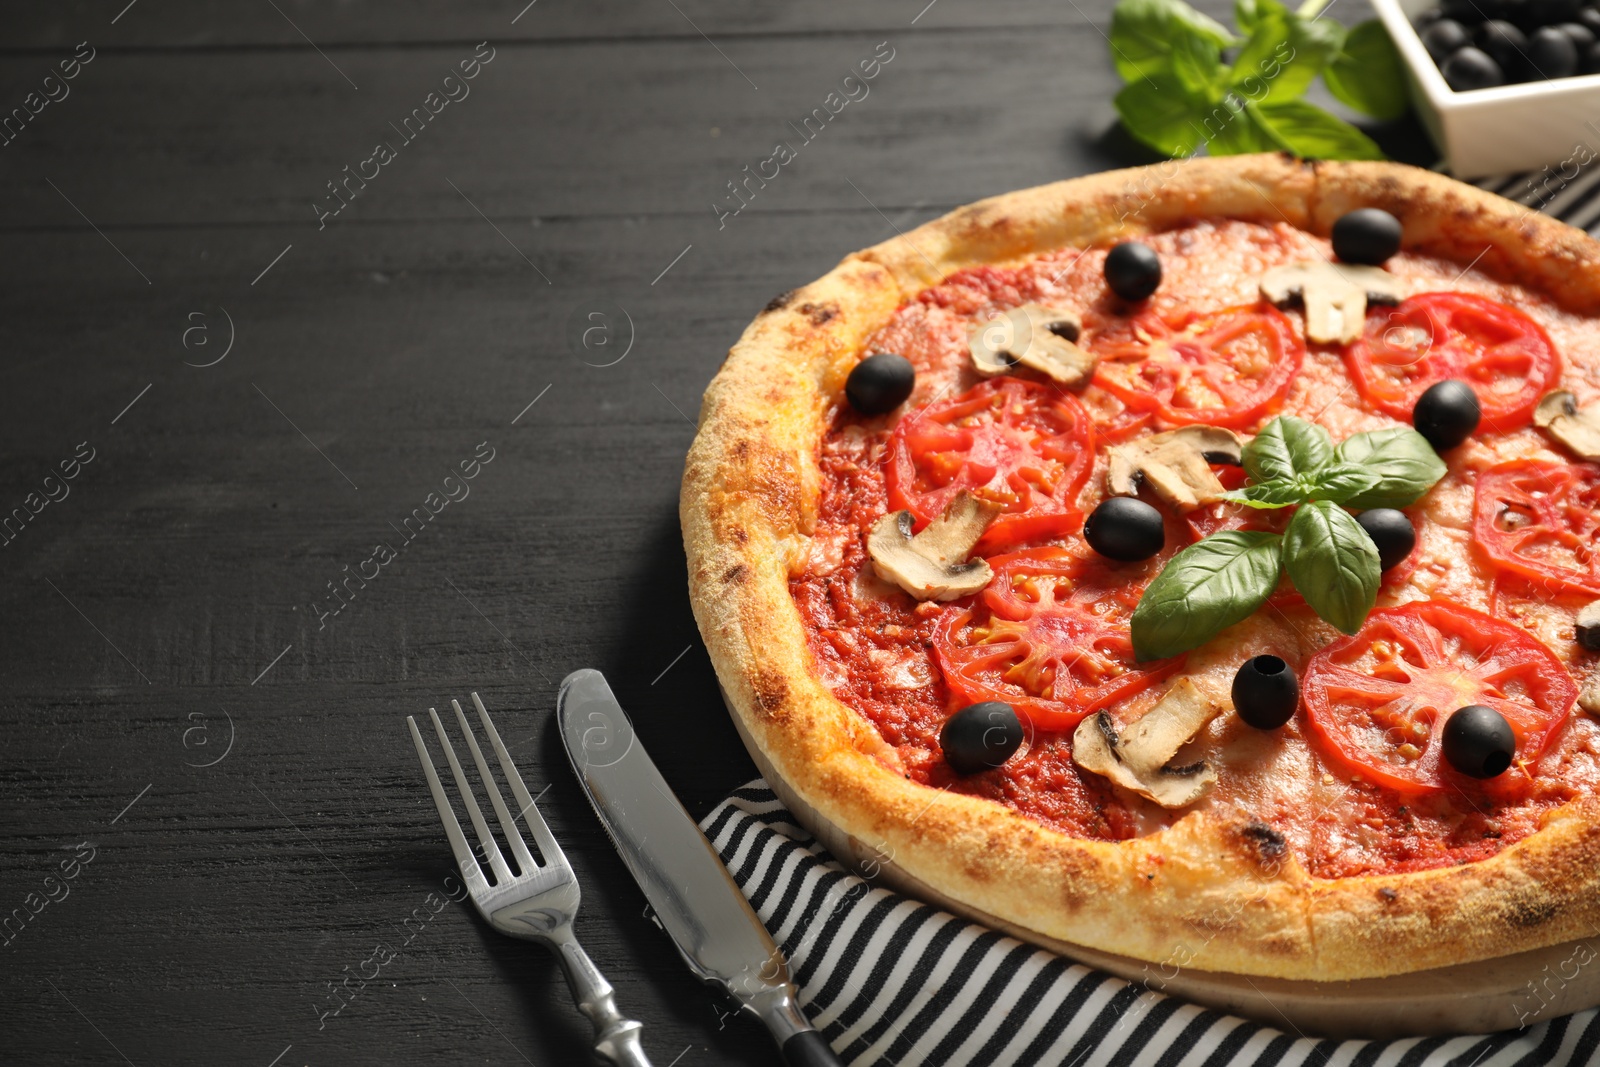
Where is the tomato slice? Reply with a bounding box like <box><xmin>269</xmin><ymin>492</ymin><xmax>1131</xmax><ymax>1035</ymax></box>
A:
<box><xmin>1088</xmin><ymin>303</ymin><xmax>1303</xmax><ymax>430</ymax></box>
<box><xmin>1473</xmin><ymin>459</ymin><xmax>1600</xmax><ymax>597</ymax></box>
<box><xmin>1302</xmin><ymin>600</ymin><xmax>1576</xmax><ymax>798</ymax></box>
<box><xmin>1344</xmin><ymin>292</ymin><xmax>1561</xmax><ymax>432</ymax></box>
<box><xmin>1076</xmin><ymin>386</ymin><xmax>1154</xmax><ymax>444</ymax></box>
<box><xmin>886</xmin><ymin>377</ymin><xmax>1095</xmax><ymax>553</ymax></box>
<box><xmin>932</xmin><ymin>547</ymin><xmax>1184</xmax><ymax>732</ymax></box>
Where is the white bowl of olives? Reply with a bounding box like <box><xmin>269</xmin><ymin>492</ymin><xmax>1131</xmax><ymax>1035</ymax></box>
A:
<box><xmin>1372</xmin><ymin>0</ymin><xmax>1600</xmax><ymax>177</ymax></box>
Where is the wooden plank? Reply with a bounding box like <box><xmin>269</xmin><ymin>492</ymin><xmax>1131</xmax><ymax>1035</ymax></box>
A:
<box><xmin>0</xmin><ymin>19</ymin><xmax>1152</xmax><ymax>229</ymax></box>
<box><xmin>0</xmin><ymin>2</ymin><xmax>1421</xmax><ymax>1061</ymax></box>
<box><xmin>10</xmin><ymin>0</ymin><xmax>1113</xmax><ymax>49</ymax></box>
<box><xmin>0</xmin><ymin>210</ymin><xmax>914</xmax><ymax>1065</ymax></box>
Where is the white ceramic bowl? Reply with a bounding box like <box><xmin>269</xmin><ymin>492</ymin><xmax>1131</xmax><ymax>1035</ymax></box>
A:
<box><xmin>1371</xmin><ymin>0</ymin><xmax>1600</xmax><ymax>178</ymax></box>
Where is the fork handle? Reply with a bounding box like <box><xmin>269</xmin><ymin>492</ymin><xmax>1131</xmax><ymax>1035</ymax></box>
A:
<box><xmin>550</xmin><ymin>926</ymin><xmax>653</xmax><ymax>1067</ymax></box>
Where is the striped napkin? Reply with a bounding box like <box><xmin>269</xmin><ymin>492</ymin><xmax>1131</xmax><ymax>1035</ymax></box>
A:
<box><xmin>1468</xmin><ymin>166</ymin><xmax>1600</xmax><ymax>233</ymax></box>
<box><xmin>702</xmin><ymin>782</ymin><xmax>1600</xmax><ymax>1065</ymax></box>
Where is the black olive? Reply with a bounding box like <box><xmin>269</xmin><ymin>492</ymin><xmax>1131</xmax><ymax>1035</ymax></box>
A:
<box><xmin>1442</xmin><ymin>705</ymin><xmax>1516</xmax><ymax>778</ymax></box>
<box><xmin>1529</xmin><ymin>0</ymin><xmax>1581</xmax><ymax>27</ymax></box>
<box><xmin>844</xmin><ymin>352</ymin><xmax>915</xmax><ymax>415</ymax></box>
<box><xmin>1415</xmin><ymin>7</ymin><xmax>1446</xmax><ymax>26</ymax></box>
<box><xmin>1443</xmin><ymin>46</ymin><xmax>1506</xmax><ymax>89</ymax></box>
<box><xmin>1332</xmin><ymin>208</ymin><xmax>1403</xmax><ymax>266</ymax></box>
<box><xmin>940</xmin><ymin>701</ymin><xmax>1024</xmax><ymax>775</ymax></box>
<box><xmin>1356</xmin><ymin>509</ymin><xmax>1417</xmax><ymax>571</ymax></box>
<box><xmin>1443</xmin><ymin>0</ymin><xmax>1486</xmax><ymax>23</ymax></box>
<box><xmin>1558</xmin><ymin>20</ymin><xmax>1596</xmax><ymax>48</ymax></box>
<box><xmin>1581</xmin><ymin>6</ymin><xmax>1600</xmax><ymax>34</ymax></box>
<box><xmin>1424</xmin><ymin>18</ymin><xmax>1473</xmax><ymax>56</ymax></box>
<box><xmin>1104</xmin><ymin>241</ymin><xmax>1162</xmax><ymax>302</ymax></box>
<box><xmin>1477</xmin><ymin>20</ymin><xmax>1531</xmax><ymax>77</ymax></box>
<box><xmin>1529</xmin><ymin>25</ymin><xmax>1581</xmax><ymax>74</ymax></box>
<box><xmin>1496</xmin><ymin>0</ymin><xmax>1532</xmax><ymax>30</ymax></box>
<box><xmin>1232</xmin><ymin>656</ymin><xmax>1300</xmax><ymax>730</ymax></box>
<box><xmin>1084</xmin><ymin>496</ymin><xmax>1165</xmax><ymax>562</ymax></box>
<box><xmin>1584</xmin><ymin>37</ymin><xmax>1600</xmax><ymax>70</ymax></box>
<box><xmin>1413</xmin><ymin>379</ymin><xmax>1481</xmax><ymax>450</ymax></box>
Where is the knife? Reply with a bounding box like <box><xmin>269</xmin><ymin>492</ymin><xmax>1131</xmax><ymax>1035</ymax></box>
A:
<box><xmin>557</xmin><ymin>668</ymin><xmax>843</xmax><ymax>1067</ymax></box>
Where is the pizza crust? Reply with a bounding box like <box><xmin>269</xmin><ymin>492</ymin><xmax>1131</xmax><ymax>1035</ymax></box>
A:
<box><xmin>680</xmin><ymin>153</ymin><xmax>1600</xmax><ymax>981</ymax></box>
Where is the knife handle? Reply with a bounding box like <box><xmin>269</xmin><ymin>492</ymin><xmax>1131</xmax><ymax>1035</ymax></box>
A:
<box><xmin>551</xmin><ymin>926</ymin><xmax>653</xmax><ymax>1067</ymax></box>
<box><xmin>781</xmin><ymin>1030</ymin><xmax>843</xmax><ymax>1067</ymax></box>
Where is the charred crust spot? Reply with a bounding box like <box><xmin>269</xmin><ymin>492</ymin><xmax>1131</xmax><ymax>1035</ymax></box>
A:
<box><xmin>722</xmin><ymin>563</ymin><xmax>748</xmax><ymax>585</ymax></box>
<box><xmin>954</xmin><ymin>203</ymin><xmax>991</xmax><ymax>226</ymax></box>
<box><xmin>751</xmin><ymin>668</ymin><xmax>789</xmax><ymax>716</ymax></box>
<box><xmin>1239</xmin><ymin>821</ymin><xmax>1288</xmax><ymax>862</ymax></box>
<box><xmin>797</xmin><ymin>301</ymin><xmax>839</xmax><ymax>326</ymax></box>
<box><xmin>1378</xmin><ymin>887</ymin><xmax>1398</xmax><ymax>903</ymax></box>
<box><xmin>1506</xmin><ymin>895</ymin><xmax>1557</xmax><ymax>928</ymax></box>
<box><xmin>1045</xmin><ymin>848</ymin><xmax>1095</xmax><ymax>911</ymax></box>
<box><xmin>763</xmin><ymin>289</ymin><xmax>796</xmax><ymax>313</ymax></box>
<box><xmin>731</xmin><ymin>439</ymin><xmax>751</xmax><ymax>461</ymax></box>
<box><xmin>731</xmin><ymin>527</ymin><xmax>748</xmax><ymax>546</ymax></box>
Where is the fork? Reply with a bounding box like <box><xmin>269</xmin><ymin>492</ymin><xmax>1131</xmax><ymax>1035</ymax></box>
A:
<box><xmin>408</xmin><ymin>692</ymin><xmax>653</xmax><ymax>1067</ymax></box>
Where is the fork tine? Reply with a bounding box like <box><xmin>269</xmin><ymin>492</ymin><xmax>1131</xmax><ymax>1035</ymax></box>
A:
<box><xmin>471</xmin><ymin>692</ymin><xmax>569</xmax><ymax>869</ymax></box>
<box><xmin>427</xmin><ymin>707</ymin><xmax>514</xmax><ymax>884</ymax></box>
<box><xmin>450</xmin><ymin>698</ymin><xmax>539</xmax><ymax>874</ymax></box>
<box><xmin>407</xmin><ymin>715</ymin><xmax>489</xmax><ymax>896</ymax></box>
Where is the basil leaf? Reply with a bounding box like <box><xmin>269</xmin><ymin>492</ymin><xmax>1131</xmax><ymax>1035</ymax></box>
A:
<box><xmin>1221</xmin><ymin>477</ymin><xmax>1307</xmax><ymax>508</ymax></box>
<box><xmin>1249</xmin><ymin>99</ymin><xmax>1385</xmax><ymax>161</ymax></box>
<box><xmin>1323</xmin><ymin>20</ymin><xmax>1409</xmax><ymax>120</ymax></box>
<box><xmin>1171</xmin><ymin>32</ymin><xmax>1227</xmax><ymax>98</ymax></box>
<box><xmin>1110</xmin><ymin>0</ymin><xmax>1237</xmax><ymax>83</ymax></box>
<box><xmin>1283</xmin><ymin>501</ymin><xmax>1380</xmax><ymax>634</ymax></box>
<box><xmin>1308</xmin><ymin>462</ymin><xmax>1382</xmax><ymax>504</ymax></box>
<box><xmin>1235</xmin><ymin>0</ymin><xmax>1269</xmax><ymax>35</ymax></box>
<box><xmin>1243</xmin><ymin>415</ymin><xmax>1334</xmax><ymax>481</ymax></box>
<box><xmin>1333</xmin><ymin>425</ymin><xmax>1447</xmax><ymax>509</ymax></box>
<box><xmin>1115</xmin><ymin>74</ymin><xmax>1211</xmax><ymax>157</ymax></box>
<box><xmin>1230</xmin><ymin>3</ymin><xmax>1342</xmax><ymax>103</ymax></box>
<box><xmin>1132</xmin><ymin>531</ymin><xmax>1284</xmax><ymax>660</ymax></box>
<box><xmin>1203</xmin><ymin>102</ymin><xmax>1279</xmax><ymax>154</ymax></box>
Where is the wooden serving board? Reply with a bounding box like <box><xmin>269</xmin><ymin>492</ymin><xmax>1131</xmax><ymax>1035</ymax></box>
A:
<box><xmin>725</xmin><ymin>700</ymin><xmax>1600</xmax><ymax>1039</ymax></box>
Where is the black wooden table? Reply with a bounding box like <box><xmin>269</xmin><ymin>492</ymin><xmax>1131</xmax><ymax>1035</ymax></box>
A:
<box><xmin>0</xmin><ymin>2</ymin><xmax>1417</xmax><ymax>1063</ymax></box>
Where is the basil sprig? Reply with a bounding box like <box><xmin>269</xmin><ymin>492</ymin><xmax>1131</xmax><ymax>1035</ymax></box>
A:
<box><xmin>1130</xmin><ymin>416</ymin><xmax>1445</xmax><ymax>659</ymax></box>
<box><xmin>1109</xmin><ymin>0</ymin><xmax>1406</xmax><ymax>162</ymax></box>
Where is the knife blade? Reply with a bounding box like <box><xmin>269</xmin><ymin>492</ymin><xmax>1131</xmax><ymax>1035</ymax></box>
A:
<box><xmin>557</xmin><ymin>668</ymin><xmax>841</xmax><ymax>1067</ymax></box>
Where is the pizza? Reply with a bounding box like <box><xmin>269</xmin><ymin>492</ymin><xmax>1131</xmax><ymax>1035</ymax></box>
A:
<box><xmin>680</xmin><ymin>154</ymin><xmax>1600</xmax><ymax>982</ymax></box>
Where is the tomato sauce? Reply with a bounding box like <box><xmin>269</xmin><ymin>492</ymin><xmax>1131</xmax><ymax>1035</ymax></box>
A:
<box><xmin>789</xmin><ymin>219</ymin><xmax>1600</xmax><ymax>879</ymax></box>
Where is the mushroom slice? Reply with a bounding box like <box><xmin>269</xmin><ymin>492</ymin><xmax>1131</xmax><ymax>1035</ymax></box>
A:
<box><xmin>1534</xmin><ymin>390</ymin><xmax>1600</xmax><ymax>461</ymax></box>
<box><xmin>968</xmin><ymin>304</ymin><xmax>1096</xmax><ymax>388</ymax></box>
<box><xmin>868</xmin><ymin>490</ymin><xmax>1001</xmax><ymax>602</ymax></box>
<box><xmin>1578</xmin><ymin>600</ymin><xmax>1600</xmax><ymax>652</ymax></box>
<box><xmin>1260</xmin><ymin>262</ymin><xmax>1400</xmax><ymax>344</ymax></box>
<box><xmin>1582</xmin><ymin>671</ymin><xmax>1600</xmax><ymax>717</ymax></box>
<box><xmin>1072</xmin><ymin>678</ymin><xmax>1224</xmax><ymax>808</ymax></box>
<box><xmin>1106</xmin><ymin>426</ymin><xmax>1243</xmax><ymax>512</ymax></box>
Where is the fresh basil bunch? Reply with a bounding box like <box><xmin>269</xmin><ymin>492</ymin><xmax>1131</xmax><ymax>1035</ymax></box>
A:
<box><xmin>1109</xmin><ymin>0</ymin><xmax>1408</xmax><ymax>161</ymax></box>
<box><xmin>1130</xmin><ymin>416</ymin><xmax>1445</xmax><ymax>660</ymax></box>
